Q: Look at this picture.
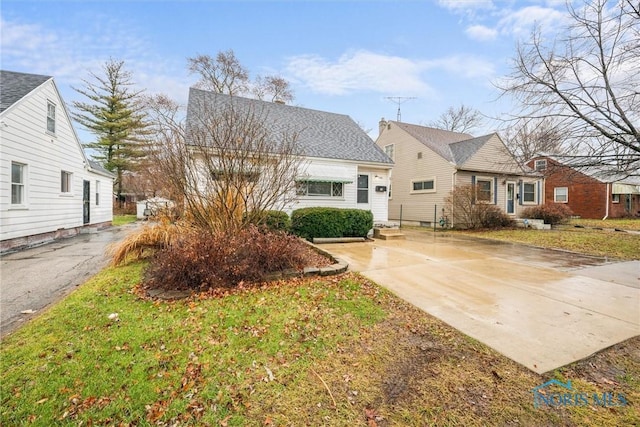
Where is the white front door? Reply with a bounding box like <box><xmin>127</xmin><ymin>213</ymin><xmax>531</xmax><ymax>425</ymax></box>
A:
<box><xmin>357</xmin><ymin>173</ymin><xmax>370</xmax><ymax>210</ymax></box>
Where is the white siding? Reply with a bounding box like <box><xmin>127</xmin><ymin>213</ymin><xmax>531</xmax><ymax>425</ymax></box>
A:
<box><xmin>1</xmin><ymin>79</ymin><xmax>113</xmax><ymax>243</ymax></box>
<box><xmin>286</xmin><ymin>158</ymin><xmax>390</xmax><ymax>222</ymax></box>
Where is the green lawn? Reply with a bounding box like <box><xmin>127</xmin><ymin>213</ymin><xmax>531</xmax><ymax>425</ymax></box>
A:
<box><xmin>569</xmin><ymin>217</ymin><xmax>640</xmax><ymax>231</ymax></box>
<box><xmin>112</xmin><ymin>214</ymin><xmax>138</xmax><ymax>226</ymax></box>
<box><xmin>1</xmin><ymin>263</ymin><xmax>638</xmax><ymax>426</ymax></box>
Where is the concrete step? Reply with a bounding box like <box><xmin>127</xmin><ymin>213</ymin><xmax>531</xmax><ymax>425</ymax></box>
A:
<box><xmin>374</xmin><ymin>228</ymin><xmax>405</xmax><ymax>240</ymax></box>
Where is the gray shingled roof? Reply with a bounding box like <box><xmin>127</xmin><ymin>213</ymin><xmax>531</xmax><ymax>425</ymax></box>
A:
<box><xmin>448</xmin><ymin>134</ymin><xmax>495</xmax><ymax>165</ymax></box>
<box><xmin>186</xmin><ymin>88</ymin><xmax>392</xmax><ymax>164</ymax></box>
<box><xmin>88</xmin><ymin>160</ymin><xmax>116</xmax><ymax>178</ymax></box>
<box><xmin>392</xmin><ymin>121</ymin><xmax>472</xmax><ymax>163</ymax></box>
<box><xmin>0</xmin><ymin>70</ymin><xmax>51</xmax><ymax>113</ymax></box>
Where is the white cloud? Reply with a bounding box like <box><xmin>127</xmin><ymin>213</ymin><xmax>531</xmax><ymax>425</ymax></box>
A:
<box><xmin>285</xmin><ymin>50</ymin><xmax>495</xmax><ymax>97</ymax></box>
<box><xmin>465</xmin><ymin>24</ymin><xmax>498</xmax><ymax>41</ymax></box>
<box><xmin>497</xmin><ymin>6</ymin><xmax>568</xmax><ymax>37</ymax></box>
<box><xmin>438</xmin><ymin>0</ymin><xmax>495</xmax><ymax>13</ymax></box>
<box><xmin>0</xmin><ymin>16</ymin><xmax>187</xmax><ymax>102</ymax></box>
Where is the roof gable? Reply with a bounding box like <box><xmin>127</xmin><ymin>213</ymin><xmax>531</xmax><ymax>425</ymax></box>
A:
<box><xmin>391</xmin><ymin>121</ymin><xmax>472</xmax><ymax>163</ymax></box>
<box><xmin>0</xmin><ymin>70</ymin><xmax>52</xmax><ymax>113</ymax></box>
<box><xmin>186</xmin><ymin>89</ymin><xmax>392</xmax><ymax>164</ymax></box>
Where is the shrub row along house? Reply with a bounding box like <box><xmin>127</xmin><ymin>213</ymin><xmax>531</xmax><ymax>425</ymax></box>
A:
<box><xmin>375</xmin><ymin>119</ymin><xmax>543</xmax><ymax>226</ymax></box>
<box><xmin>527</xmin><ymin>155</ymin><xmax>640</xmax><ymax>219</ymax></box>
<box><xmin>0</xmin><ymin>71</ymin><xmax>114</xmax><ymax>253</ymax></box>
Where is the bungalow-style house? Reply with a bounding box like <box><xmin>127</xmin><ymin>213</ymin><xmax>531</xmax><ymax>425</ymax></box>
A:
<box><xmin>186</xmin><ymin>89</ymin><xmax>393</xmax><ymax>222</ymax></box>
<box><xmin>527</xmin><ymin>155</ymin><xmax>640</xmax><ymax>219</ymax></box>
<box><xmin>375</xmin><ymin>119</ymin><xmax>542</xmax><ymax>225</ymax></box>
<box><xmin>0</xmin><ymin>70</ymin><xmax>114</xmax><ymax>252</ymax></box>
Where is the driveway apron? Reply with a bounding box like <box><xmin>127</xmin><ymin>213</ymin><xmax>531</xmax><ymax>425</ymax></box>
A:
<box><xmin>0</xmin><ymin>223</ymin><xmax>139</xmax><ymax>338</ymax></box>
<box><xmin>322</xmin><ymin>230</ymin><xmax>640</xmax><ymax>374</ymax></box>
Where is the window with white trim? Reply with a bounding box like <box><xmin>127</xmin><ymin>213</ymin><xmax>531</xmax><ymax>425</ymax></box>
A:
<box><xmin>476</xmin><ymin>179</ymin><xmax>492</xmax><ymax>202</ymax></box>
<box><xmin>11</xmin><ymin>162</ymin><xmax>26</xmax><ymax>205</ymax></box>
<box><xmin>61</xmin><ymin>171</ymin><xmax>72</xmax><ymax>193</ymax></box>
<box><xmin>411</xmin><ymin>178</ymin><xmax>435</xmax><ymax>193</ymax></box>
<box><xmin>357</xmin><ymin>174</ymin><xmax>369</xmax><ymax>203</ymax></box>
<box><xmin>612</xmin><ymin>194</ymin><xmax>620</xmax><ymax>203</ymax></box>
<box><xmin>554</xmin><ymin>187</ymin><xmax>568</xmax><ymax>203</ymax></box>
<box><xmin>534</xmin><ymin>159</ymin><xmax>547</xmax><ymax>171</ymax></box>
<box><xmin>95</xmin><ymin>181</ymin><xmax>101</xmax><ymax>205</ymax></box>
<box><xmin>523</xmin><ymin>182</ymin><xmax>537</xmax><ymax>203</ymax></box>
<box><xmin>47</xmin><ymin>101</ymin><xmax>56</xmax><ymax>134</ymax></box>
<box><xmin>296</xmin><ymin>181</ymin><xmax>344</xmax><ymax>198</ymax></box>
<box><xmin>384</xmin><ymin>144</ymin><xmax>394</xmax><ymax>161</ymax></box>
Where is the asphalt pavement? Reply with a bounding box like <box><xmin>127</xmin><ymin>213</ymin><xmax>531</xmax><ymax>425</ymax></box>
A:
<box><xmin>0</xmin><ymin>222</ymin><xmax>139</xmax><ymax>338</ymax></box>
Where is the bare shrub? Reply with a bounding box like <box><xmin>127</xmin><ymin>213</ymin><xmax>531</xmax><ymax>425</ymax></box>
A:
<box><xmin>445</xmin><ymin>184</ymin><xmax>514</xmax><ymax>229</ymax></box>
<box><xmin>522</xmin><ymin>204</ymin><xmax>573</xmax><ymax>225</ymax></box>
<box><xmin>143</xmin><ymin>225</ymin><xmax>318</xmax><ymax>291</ymax></box>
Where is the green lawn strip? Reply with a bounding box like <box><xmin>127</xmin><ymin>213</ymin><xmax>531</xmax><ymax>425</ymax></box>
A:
<box><xmin>112</xmin><ymin>214</ymin><xmax>138</xmax><ymax>226</ymax></box>
<box><xmin>570</xmin><ymin>218</ymin><xmax>640</xmax><ymax>231</ymax></box>
<box><xmin>1</xmin><ymin>263</ymin><xmax>638</xmax><ymax>426</ymax></box>
<box><xmin>455</xmin><ymin>228</ymin><xmax>639</xmax><ymax>260</ymax></box>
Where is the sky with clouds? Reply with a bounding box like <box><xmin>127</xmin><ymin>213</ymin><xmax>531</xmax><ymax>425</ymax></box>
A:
<box><xmin>1</xmin><ymin>0</ymin><xmax>576</xmax><ymax>142</ymax></box>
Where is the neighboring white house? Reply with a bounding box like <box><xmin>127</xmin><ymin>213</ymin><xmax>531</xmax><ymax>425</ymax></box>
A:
<box><xmin>0</xmin><ymin>70</ymin><xmax>114</xmax><ymax>252</ymax></box>
<box><xmin>375</xmin><ymin>119</ymin><xmax>543</xmax><ymax>226</ymax></box>
<box><xmin>186</xmin><ymin>89</ymin><xmax>394</xmax><ymax>222</ymax></box>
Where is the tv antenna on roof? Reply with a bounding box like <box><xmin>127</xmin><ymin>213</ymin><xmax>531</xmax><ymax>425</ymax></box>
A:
<box><xmin>385</xmin><ymin>96</ymin><xmax>416</xmax><ymax>122</ymax></box>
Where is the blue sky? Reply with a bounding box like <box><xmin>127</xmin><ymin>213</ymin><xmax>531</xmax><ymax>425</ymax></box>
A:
<box><xmin>1</xmin><ymin>0</ymin><xmax>571</xmax><ymax>141</ymax></box>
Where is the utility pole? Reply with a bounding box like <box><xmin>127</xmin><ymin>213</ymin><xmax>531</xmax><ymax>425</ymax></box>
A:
<box><xmin>385</xmin><ymin>96</ymin><xmax>416</xmax><ymax>122</ymax></box>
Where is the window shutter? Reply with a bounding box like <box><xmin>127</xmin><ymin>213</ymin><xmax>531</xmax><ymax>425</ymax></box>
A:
<box><xmin>471</xmin><ymin>175</ymin><xmax>476</xmax><ymax>205</ymax></box>
<box><xmin>494</xmin><ymin>177</ymin><xmax>498</xmax><ymax>204</ymax></box>
<box><xmin>518</xmin><ymin>180</ymin><xmax>523</xmax><ymax>205</ymax></box>
<box><xmin>537</xmin><ymin>181</ymin><xmax>541</xmax><ymax>204</ymax></box>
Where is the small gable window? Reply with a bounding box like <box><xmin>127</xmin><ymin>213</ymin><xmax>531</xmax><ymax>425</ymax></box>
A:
<box><xmin>534</xmin><ymin>159</ymin><xmax>547</xmax><ymax>171</ymax></box>
<box><xmin>384</xmin><ymin>144</ymin><xmax>394</xmax><ymax>161</ymax></box>
<box><xmin>47</xmin><ymin>101</ymin><xmax>56</xmax><ymax>134</ymax></box>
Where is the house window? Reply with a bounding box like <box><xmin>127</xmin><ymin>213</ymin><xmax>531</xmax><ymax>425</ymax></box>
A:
<box><xmin>357</xmin><ymin>174</ymin><xmax>369</xmax><ymax>203</ymax></box>
<box><xmin>612</xmin><ymin>194</ymin><xmax>620</xmax><ymax>203</ymax></box>
<box><xmin>411</xmin><ymin>178</ymin><xmax>435</xmax><ymax>193</ymax></box>
<box><xmin>47</xmin><ymin>101</ymin><xmax>56</xmax><ymax>134</ymax></box>
<box><xmin>95</xmin><ymin>181</ymin><xmax>101</xmax><ymax>205</ymax></box>
<box><xmin>61</xmin><ymin>171</ymin><xmax>72</xmax><ymax>193</ymax></box>
<box><xmin>476</xmin><ymin>179</ymin><xmax>492</xmax><ymax>202</ymax></box>
<box><xmin>384</xmin><ymin>144</ymin><xmax>394</xmax><ymax>161</ymax></box>
<box><xmin>296</xmin><ymin>181</ymin><xmax>344</xmax><ymax>198</ymax></box>
<box><xmin>534</xmin><ymin>159</ymin><xmax>547</xmax><ymax>171</ymax></box>
<box><xmin>417</xmin><ymin>152</ymin><xmax>422</xmax><ymax>159</ymax></box>
<box><xmin>554</xmin><ymin>187</ymin><xmax>568</xmax><ymax>203</ymax></box>
<box><xmin>523</xmin><ymin>182</ymin><xmax>536</xmax><ymax>203</ymax></box>
<box><xmin>11</xmin><ymin>162</ymin><xmax>26</xmax><ymax>205</ymax></box>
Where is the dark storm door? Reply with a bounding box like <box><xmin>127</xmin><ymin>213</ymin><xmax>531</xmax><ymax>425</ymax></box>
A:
<box><xmin>83</xmin><ymin>180</ymin><xmax>90</xmax><ymax>224</ymax></box>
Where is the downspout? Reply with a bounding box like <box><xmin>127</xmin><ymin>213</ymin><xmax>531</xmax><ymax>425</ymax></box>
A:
<box><xmin>602</xmin><ymin>183</ymin><xmax>609</xmax><ymax>220</ymax></box>
<box><xmin>451</xmin><ymin>170</ymin><xmax>457</xmax><ymax>228</ymax></box>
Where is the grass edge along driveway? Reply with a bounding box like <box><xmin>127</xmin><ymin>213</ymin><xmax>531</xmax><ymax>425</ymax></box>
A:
<box><xmin>1</xmin><ymin>262</ymin><xmax>638</xmax><ymax>426</ymax></box>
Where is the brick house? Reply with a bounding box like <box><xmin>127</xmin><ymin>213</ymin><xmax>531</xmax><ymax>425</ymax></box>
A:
<box><xmin>527</xmin><ymin>155</ymin><xmax>640</xmax><ymax>219</ymax></box>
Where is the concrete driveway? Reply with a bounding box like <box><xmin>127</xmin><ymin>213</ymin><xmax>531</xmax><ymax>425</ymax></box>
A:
<box><xmin>0</xmin><ymin>223</ymin><xmax>139</xmax><ymax>338</ymax></box>
<box><xmin>321</xmin><ymin>230</ymin><xmax>640</xmax><ymax>374</ymax></box>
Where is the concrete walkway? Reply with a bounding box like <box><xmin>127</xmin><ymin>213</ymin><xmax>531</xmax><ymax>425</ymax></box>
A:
<box><xmin>321</xmin><ymin>230</ymin><xmax>640</xmax><ymax>374</ymax></box>
<box><xmin>0</xmin><ymin>223</ymin><xmax>139</xmax><ymax>338</ymax></box>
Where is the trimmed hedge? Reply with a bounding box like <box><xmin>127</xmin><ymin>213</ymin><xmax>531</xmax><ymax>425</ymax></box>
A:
<box><xmin>245</xmin><ymin>210</ymin><xmax>291</xmax><ymax>232</ymax></box>
<box><xmin>291</xmin><ymin>207</ymin><xmax>374</xmax><ymax>240</ymax></box>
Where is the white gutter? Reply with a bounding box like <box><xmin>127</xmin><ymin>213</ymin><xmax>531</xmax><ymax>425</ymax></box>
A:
<box><xmin>603</xmin><ymin>182</ymin><xmax>609</xmax><ymax>220</ymax></box>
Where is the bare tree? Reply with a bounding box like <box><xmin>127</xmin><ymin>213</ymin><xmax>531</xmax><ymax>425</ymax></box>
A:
<box><xmin>430</xmin><ymin>104</ymin><xmax>484</xmax><ymax>133</ymax></box>
<box><xmin>445</xmin><ymin>184</ymin><xmax>514</xmax><ymax>229</ymax></box>
<box><xmin>187</xmin><ymin>50</ymin><xmax>250</xmax><ymax>95</ymax></box>
<box><xmin>498</xmin><ymin>0</ymin><xmax>639</xmax><ymax>177</ymax></box>
<box><xmin>253</xmin><ymin>75</ymin><xmax>295</xmax><ymax>103</ymax></box>
<box><xmin>502</xmin><ymin>117</ymin><xmax>565</xmax><ymax>163</ymax></box>
<box><xmin>143</xmin><ymin>96</ymin><xmax>304</xmax><ymax>233</ymax></box>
